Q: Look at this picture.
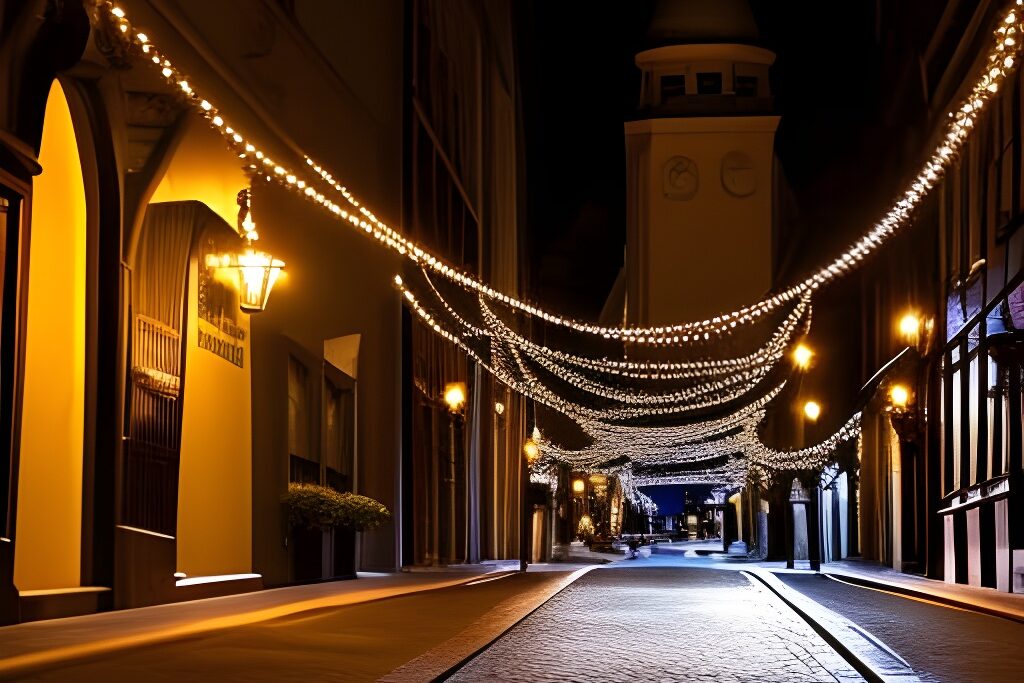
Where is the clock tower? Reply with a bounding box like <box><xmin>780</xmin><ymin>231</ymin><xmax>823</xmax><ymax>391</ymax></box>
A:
<box><xmin>624</xmin><ymin>0</ymin><xmax>779</xmax><ymax>326</ymax></box>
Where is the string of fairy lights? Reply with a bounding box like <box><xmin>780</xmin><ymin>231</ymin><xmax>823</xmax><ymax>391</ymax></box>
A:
<box><xmin>91</xmin><ymin>0</ymin><xmax>1024</xmax><ymax>491</ymax></box>
<box><xmin>94</xmin><ymin>0</ymin><xmax>1024</xmax><ymax>348</ymax></box>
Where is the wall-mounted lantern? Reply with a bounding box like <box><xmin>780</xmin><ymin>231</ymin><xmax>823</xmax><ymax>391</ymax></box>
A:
<box><xmin>886</xmin><ymin>382</ymin><xmax>918</xmax><ymax>443</ymax></box>
<box><xmin>229</xmin><ymin>188</ymin><xmax>284</xmax><ymax>313</ymax></box>
<box><xmin>897</xmin><ymin>311</ymin><xmax>934</xmax><ymax>354</ymax></box>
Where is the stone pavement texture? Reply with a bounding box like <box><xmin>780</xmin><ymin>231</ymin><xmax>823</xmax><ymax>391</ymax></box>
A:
<box><xmin>448</xmin><ymin>565</ymin><xmax>863</xmax><ymax>683</ymax></box>
<box><xmin>823</xmin><ymin>559</ymin><xmax>1024</xmax><ymax>621</ymax></box>
<box><xmin>779</xmin><ymin>572</ymin><xmax>1024</xmax><ymax>683</ymax></box>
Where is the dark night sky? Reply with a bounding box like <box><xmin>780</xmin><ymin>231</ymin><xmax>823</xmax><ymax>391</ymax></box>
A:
<box><xmin>516</xmin><ymin>1</ymin><xmax>909</xmax><ymax>320</ymax></box>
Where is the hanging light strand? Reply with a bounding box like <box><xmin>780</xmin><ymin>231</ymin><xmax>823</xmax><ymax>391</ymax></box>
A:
<box><xmin>94</xmin><ymin>0</ymin><xmax>1024</xmax><ymax>348</ymax></box>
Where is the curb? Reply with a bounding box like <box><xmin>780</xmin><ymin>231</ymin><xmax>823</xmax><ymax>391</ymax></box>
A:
<box><xmin>379</xmin><ymin>564</ymin><xmax>602</xmax><ymax>682</ymax></box>
<box><xmin>823</xmin><ymin>571</ymin><xmax>1024</xmax><ymax>624</ymax></box>
<box><xmin>745</xmin><ymin>569</ymin><xmax>920</xmax><ymax>683</ymax></box>
<box><xmin>0</xmin><ymin>571</ymin><xmax>506</xmax><ymax>680</ymax></box>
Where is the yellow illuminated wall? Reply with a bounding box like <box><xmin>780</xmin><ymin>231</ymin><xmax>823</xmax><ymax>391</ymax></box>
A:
<box><xmin>151</xmin><ymin>118</ymin><xmax>254</xmax><ymax>577</ymax></box>
<box><xmin>150</xmin><ymin>118</ymin><xmax>247</xmax><ymax>226</ymax></box>
<box><xmin>15</xmin><ymin>81</ymin><xmax>86</xmax><ymax>591</ymax></box>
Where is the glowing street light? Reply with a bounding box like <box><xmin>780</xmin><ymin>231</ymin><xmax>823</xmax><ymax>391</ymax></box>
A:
<box><xmin>889</xmin><ymin>384</ymin><xmax>910</xmax><ymax>410</ymax></box>
<box><xmin>803</xmin><ymin>400</ymin><xmax>821</xmax><ymax>421</ymax></box>
<box><xmin>793</xmin><ymin>343</ymin><xmax>814</xmax><ymax>370</ymax></box>
<box><xmin>231</xmin><ymin>188</ymin><xmax>284</xmax><ymax>313</ymax></box>
<box><xmin>572</xmin><ymin>479</ymin><xmax>585</xmax><ymax>495</ymax></box>
<box><xmin>899</xmin><ymin>312</ymin><xmax>921</xmax><ymax>345</ymax></box>
<box><xmin>444</xmin><ymin>382</ymin><xmax>466</xmax><ymax>413</ymax></box>
<box><xmin>236</xmin><ymin>249</ymin><xmax>285</xmax><ymax>312</ymax></box>
<box><xmin>523</xmin><ymin>438</ymin><xmax>540</xmax><ymax>465</ymax></box>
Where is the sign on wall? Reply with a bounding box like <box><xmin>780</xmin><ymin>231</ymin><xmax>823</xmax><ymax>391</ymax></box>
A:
<box><xmin>198</xmin><ymin>236</ymin><xmax>246</xmax><ymax>368</ymax></box>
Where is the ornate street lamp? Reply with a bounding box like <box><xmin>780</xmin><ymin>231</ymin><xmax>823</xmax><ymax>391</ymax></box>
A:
<box><xmin>231</xmin><ymin>188</ymin><xmax>284</xmax><ymax>313</ymax></box>
<box><xmin>886</xmin><ymin>382</ymin><xmax>918</xmax><ymax>443</ymax></box>
<box><xmin>442</xmin><ymin>381</ymin><xmax>466</xmax><ymax>564</ymax></box>
<box><xmin>897</xmin><ymin>311</ymin><xmax>935</xmax><ymax>354</ymax></box>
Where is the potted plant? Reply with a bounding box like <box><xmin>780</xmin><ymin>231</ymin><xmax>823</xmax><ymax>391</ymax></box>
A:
<box><xmin>576</xmin><ymin>514</ymin><xmax>595</xmax><ymax>545</ymax></box>
<box><xmin>282</xmin><ymin>483</ymin><xmax>391</xmax><ymax>581</ymax></box>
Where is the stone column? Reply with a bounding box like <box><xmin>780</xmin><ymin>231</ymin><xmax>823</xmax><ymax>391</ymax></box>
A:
<box><xmin>789</xmin><ymin>478</ymin><xmax>811</xmax><ymax>570</ymax></box>
<box><xmin>757</xmin><ymin>499</ymin><xmax>769</xmax><ymax>560</ymax></box>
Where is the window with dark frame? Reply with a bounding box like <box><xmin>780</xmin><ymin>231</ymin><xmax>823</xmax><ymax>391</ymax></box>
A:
<box><xmin>942</xmin><ymin>312</ymin><xmax>1022</xmax><ymax>498</ymax></box>
<box><xmin>288</xmin><ymin>354</ymin><xmax>318</xmax><ymax>484</ymax></box>
<box><xmin>660</xmin><ymin>74</ymin><xmax>685</xmax><ymax>101</ymax></box>
<box><xmin>735</xmin><ymin>75</ymin><xmax>758</xmax><ymax>97</ymax></box>
<box><xmin>696</xmin><ymin>72</ymin><xmax>722</xmax><ymax>95</ymax></box>
<box><xmin>323</xmin><ymin>371</ymin><xmax>354</xmax><ymax>493</ymax></box>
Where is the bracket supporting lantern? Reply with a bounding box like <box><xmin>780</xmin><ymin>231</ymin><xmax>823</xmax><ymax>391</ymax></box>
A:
<box><xmin>228</xmin><ymin>188</ymin><xmax>284</xmax><ymax>313</ymax></box>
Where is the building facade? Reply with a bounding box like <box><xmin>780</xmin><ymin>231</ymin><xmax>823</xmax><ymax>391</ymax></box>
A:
<box><xmin>0</xmin><ymin>0</ymin><xmax>527</xmax><ymax>624</ymax></box>
<box><xmin>840</xmin><ymin>0</ymin><xmax>1024</xmax><ymax>592</ymax></box>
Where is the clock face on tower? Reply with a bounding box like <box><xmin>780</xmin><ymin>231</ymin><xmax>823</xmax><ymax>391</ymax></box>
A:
<box><xmin>663</xmin><ymin>156</ymin><xmax>699</xmax><ymax>200</ymax></box>
<box><xmin>721</xmin><ymin>150</ymin><xmax>756</xmax><ymax>197</ymax></box>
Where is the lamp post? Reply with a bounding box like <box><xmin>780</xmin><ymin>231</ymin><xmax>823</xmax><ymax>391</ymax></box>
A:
<box><xmin>444</xmin><ymin>382</ymin><xmax>466</xmax><ymax>565</ymax></box>
<box><xmin>886</xmin><ymin>381</ymin><xmax>918</xmax><ymax>572</ymax></box>
<box><xmin>520</xmin><ymin>435</ymin><xmax>541</xmax><ymax>572</ymax></box>
<box><xmin>787</xmin><ymin>398</ymin><xmax>823</xmax><ymax>569</ymax></box>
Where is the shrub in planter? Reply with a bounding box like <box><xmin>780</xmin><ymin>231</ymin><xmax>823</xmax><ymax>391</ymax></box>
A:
<box><xmin>283</xmin><ymin>484</ymin><xmax>390</xmax><ymax>582</ymax></box>
<box><xmin>334</xmin><ymin>492</ymin><xmax>391</xmax><ymax>532</ymax></box>
<box><xmin>282</xmin><ymin>483</ymin><xmax>391</xmax><ymax>531</ymax></box>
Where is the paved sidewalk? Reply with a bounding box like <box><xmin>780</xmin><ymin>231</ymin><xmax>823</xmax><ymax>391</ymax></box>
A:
<box><xmin>0</xmin><ymin>569</ymin><xmax>501</xmax><ymax>678</ymax></box>
<box><xmin>822</xmin><ymin>560</ymin><xmax>1024</xmax><ymax>621</ymax></box>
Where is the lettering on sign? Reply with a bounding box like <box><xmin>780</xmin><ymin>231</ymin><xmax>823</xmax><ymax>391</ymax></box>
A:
<box><xmin>198</xmin><ymin>326</ymin><xmax>244</xmax><ymax>368</ymax></box>
<box><xmin>198</xmin><ymin>235</ymin><xmax>247</xmax><ymax>368</ymax></box>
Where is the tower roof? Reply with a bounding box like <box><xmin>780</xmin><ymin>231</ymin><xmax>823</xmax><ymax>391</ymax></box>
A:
<box><xmin>647</xmin><ymin>0</ymin><xmax>760</xmax><ymax>46</ymax></box>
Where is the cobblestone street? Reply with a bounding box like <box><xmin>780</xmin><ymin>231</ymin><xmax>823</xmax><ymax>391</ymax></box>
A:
<box><xmin>448</xmin><ymin>566</ymin><xmax>862</xmax><ymax>682</ymax></box>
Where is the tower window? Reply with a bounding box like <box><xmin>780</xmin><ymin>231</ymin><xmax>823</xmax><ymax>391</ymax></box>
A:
<box><xmin>660</xmin><ymin>74</ymin><xmax>686</xmax><ymax>101</ymax></box>
<box><xmin>735</xmin><ymin>76</ymin><xmax>758</xmax><ymax>97</ymax></box>
<box><xmin>696</xmin><ymin>72</ymin><xmax>722</xmax><ymax>95</ymax></box>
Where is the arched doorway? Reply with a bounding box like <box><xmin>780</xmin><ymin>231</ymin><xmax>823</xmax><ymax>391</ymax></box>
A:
<box><xmin>14</xmin><ymin>80</ymin><xmax>88</xmax><ymax>593</ymax></box>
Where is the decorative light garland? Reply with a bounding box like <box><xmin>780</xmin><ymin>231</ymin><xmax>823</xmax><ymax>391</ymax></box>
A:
<box><xmin>91</xmin><ymin>0</ymin><xmax>1024</xmax><ymax>349</ymax></box>
<box><xmin>89</xmin><ymin>1</ymin><xmax>991</xmax><ymax>488</ymax></box>
<box><xmin>404</xmin><ymin>264</ymin><xmax>795</xmax><ymax>421</ymax></box>
<box><xmin>418</xmin><ymin>266</ymin><xmax>813</xmax><ymax>381</ymax></box>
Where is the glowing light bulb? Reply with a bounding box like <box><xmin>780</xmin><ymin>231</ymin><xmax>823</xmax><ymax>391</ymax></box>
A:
<box><xmin>890</xmin><ymin>384</ymin><xmax>910</xmax><ymax>409</ymax></box>
<box><xmin>804</xmin><ymin>401</ymin><xmax>821</xmax><ymax>421</ymax></box>
<box><xmin>443</xmin><ymin>382</ymin><xmax>466</xmax><ymax>412</ymax></box>
<box><xmin>899</xmin><ymin>313</ymin><xmax>921</xmax><ymax>342</ymax></box>
<box><xmin>793</xmin><ymin>344</ymin><xmax>813</xmax><ymax>370</ymax></box>
<box><xmin>523</xmin><ymin>439</ymin><xmax>540</xmax><ymax>464</ymax></box>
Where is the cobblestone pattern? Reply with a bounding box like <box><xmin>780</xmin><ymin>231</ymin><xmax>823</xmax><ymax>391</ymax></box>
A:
<box><xmin>448</xmin><ymin>566</ymin><xmax>862</xmax><ymax>683</ymax></box>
